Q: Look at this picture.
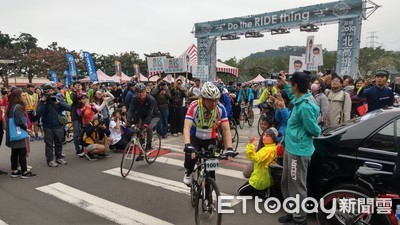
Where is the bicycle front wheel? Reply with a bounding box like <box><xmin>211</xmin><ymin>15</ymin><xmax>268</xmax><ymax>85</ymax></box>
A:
<box><xmin>120</xmin><ymin>141</ymin><xmax>137</xmax><ymax>178</ymax></box>
<box><xmin>257</xmin><ymin>117</ymin><xmax>263</xmax><ymax>136</ymax></box>
<box><xmin>231</xmin><ymin>127</ymin><xmax>239</xmax><ymax>152</ymax></box>
<box><xmin>145</xmin><ymin>132</ymin><xmax>161</xmax><ymax>164</ymax></box>
<box><xmin>195</xmin><ymin>177</ymin><xmax>222</xmax><ymax>225</ymax></box>
<box><xmin>317</xmin><ymin>185</ymin><xmax>373</xmax><ymax>225</ymax></box>
<box><xmin>65</xmin><ymin>122</ymin><xmax>74</xmax><ymax>143</ymax></box>
<box><xmin>248</xmin><ymin>109</ymin><xmax>254</xmax><ymax>126</ymax></box>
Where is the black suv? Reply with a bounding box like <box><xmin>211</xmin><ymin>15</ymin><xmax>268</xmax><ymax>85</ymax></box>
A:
<box><xmin>270</xmin><ymin>107</ymin><xmax>400</xmax><ymax>198</ymax></box>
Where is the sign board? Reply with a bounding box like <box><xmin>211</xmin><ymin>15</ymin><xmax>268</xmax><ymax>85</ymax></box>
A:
<box><xmin>289</xmin><ymin>55</ymin><xmax>306</xmax><ymax>74</ymax></box>
<box><xmin>0</xmin><ymin>59</ymin><xmax>16</xmax><ymax>64</ymax></box>
<box><xmin>147</xmin><ymin>56</ymin><xmax>167</xmax><ymax>74</ymax></box>
<box><xmin>194</xmin><ymin>0</ymin><xmax>363</xmax><ymax>38</ymax></box>
<box><xmin>192</xmin><ymin>65</ymin><xmax>209</xmax><ymax>81</ymax></box>
<box><xmin>164</xmin><ymin>58</ymin><xmax>185</xmax><ymax>73</ymax></box>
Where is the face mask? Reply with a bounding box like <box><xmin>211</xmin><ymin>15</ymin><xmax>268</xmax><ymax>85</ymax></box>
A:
<box><xmin>310</xmin><ymin>83</ymin><xmax>320</xmax><ymax>92</ymax></box>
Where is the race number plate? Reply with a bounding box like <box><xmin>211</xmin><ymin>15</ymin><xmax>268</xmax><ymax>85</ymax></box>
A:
<box><xmin>205</xmin><ymin>159</ymin><xmax>220</xmax><ymax>171</ymax></box>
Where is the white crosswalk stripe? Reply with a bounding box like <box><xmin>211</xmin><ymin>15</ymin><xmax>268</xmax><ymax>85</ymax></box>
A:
<box><xmin>36</xmin><ymin>182</ymin><xmax>173</xmax><ymax>225</ymax></box>
<box><xmin>0</xmin><ymin>219</ymin><xmax>8</xmax><ymax>225</ymax></box>
<box><xmin>103</xmin><ymin>167</ymin><xmax>242</xmax><ymax>207</ymax></box>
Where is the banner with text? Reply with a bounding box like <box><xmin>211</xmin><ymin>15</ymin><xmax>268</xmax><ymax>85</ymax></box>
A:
<box><xmin>147</xmin><ymin>56</ymin><xmax>167</xmax><ymax>76</ymax></box>
<box><xmin>336</xmin><ymin>17</ymin><xmax>361</xmax><ymax>76</ymax></box>
<box><xmin>192</xmin><ymin>65</ymin><xmax>209</xmax><ymax>81</ymax></box>
<box><xmin>164</xmin><ymin>58</ymin><xmax>186</xmax><ymax>73</ymax></box>
<box><xmin>194</xmin><ymin>0</ymin><xmax>363</xmax><ymax>37</ymax></box>
<box><xmin>83</xmin><ymin>51</ymin><xmax>98</xmax><ymax>82</ymax></box>
<box><xmin>66</xmin><ymin>53</ymin><xmax>77</xmax><ymax>78</ymax></box>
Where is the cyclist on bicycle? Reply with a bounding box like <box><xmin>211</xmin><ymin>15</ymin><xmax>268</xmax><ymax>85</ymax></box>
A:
<box><xmin>236</xmin><ymin>83</ymin><xmax>254</xmax><ymax>119</ymax></box>
<box><xmin>127</xmin><ymin>83</ymin><xmax>160</xmax><ymax>161</ymax></box>
<box><xmin>258</xmin><ymin>80</ymin><xmax>278</xmax><ymax>105</ymax></box>
<box><xmin>183</xmin><ymin>82</ymin><xmax>234</xmax><ymax>186</ymax></box>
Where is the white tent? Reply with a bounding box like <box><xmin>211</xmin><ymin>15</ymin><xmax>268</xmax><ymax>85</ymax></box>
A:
<box><xmin>248</xmin><ymin>74</ymin><xmax>266</xmax><ymax>83</ymax></box>
<box><xmin>79</xmin><ymin>69</ymin><xmax>115</xmax><ymax>83</ymax></box>
<box><xmin>112</xmin><ymin>71</ymin><xmax>131</xmax><ymax>82</ymax></box>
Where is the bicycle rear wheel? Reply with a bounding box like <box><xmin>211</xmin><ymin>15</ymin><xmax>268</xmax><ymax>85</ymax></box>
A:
<box><xmin>120</xmin><ymin>141</ymin><xmax>136</xmax><ymax>178</ymax></box>
<box><xmin>238</xmin><ymin>112</ymin><xmax>244</xmax><ymax>129</ymax></box>
<box><xmin>195</xmin><ymin>177</ymin><xmax>222</xmax><ymax>225</ymax></box>
<box><xmin>145</xmin><ymin>132</ymin><xmax>161</xmax><ymax>164</ymax></box>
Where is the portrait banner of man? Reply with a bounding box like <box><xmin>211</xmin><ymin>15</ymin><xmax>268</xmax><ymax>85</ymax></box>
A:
<box><xmin>289</xmin><ymin>55</ymin><xmax>306</xmax><ymax>74</ymax></box>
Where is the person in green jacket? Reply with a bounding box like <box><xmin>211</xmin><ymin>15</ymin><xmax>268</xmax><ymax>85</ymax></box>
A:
<box><xmin>237</xmin><ymin>127</ymin><xmax>278</xmax><ymax>197</ymax></box>
<box><xmin>278</xmin><ymin>72</ymin><xmax>321</xmax><ymax>225</ymax></box>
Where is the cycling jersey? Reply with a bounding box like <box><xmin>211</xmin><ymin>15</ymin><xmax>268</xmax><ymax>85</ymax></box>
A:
<box><xmin>185</xmin><ymin>99</ymin><xmax>228</xmax><ymax>140</ymax></box>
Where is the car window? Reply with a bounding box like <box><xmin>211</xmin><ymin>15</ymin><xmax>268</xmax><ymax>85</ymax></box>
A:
<box><xmin>361</xmin><ymin>120</ymin><xmax>396</xmax><ymax>152</ymax></box>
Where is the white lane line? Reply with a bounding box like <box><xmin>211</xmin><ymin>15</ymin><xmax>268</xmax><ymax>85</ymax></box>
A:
<box><xmin>157</xmin><ymin>156</ymin><xmax>245</xmax><ymax>180</ymax></box>
<box><xmin>0</xmin><ymin>219</ymin><xmax>8</xmax><ymax>225</ymax></box>
<box><xmin>103</xmin><ymin>168</ymin><xmax>242</xmax><ymax>207</ymax></box>
<box><xmin>36</xmin><ymin>182</ymin><xmax>173</xmax><ymax>225</ymax></box>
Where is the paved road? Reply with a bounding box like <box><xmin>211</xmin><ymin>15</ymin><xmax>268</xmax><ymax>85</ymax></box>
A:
<box><xmin>0</xmin><ymin>109</ymin><xmax>319</xmax><ymax>225</ymax></box>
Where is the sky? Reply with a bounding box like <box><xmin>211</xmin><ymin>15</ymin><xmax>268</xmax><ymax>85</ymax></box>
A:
<box><xmin>0</xmin><ymin>0</ymin><xmax>398</xmax><ymax>61</ymax></box>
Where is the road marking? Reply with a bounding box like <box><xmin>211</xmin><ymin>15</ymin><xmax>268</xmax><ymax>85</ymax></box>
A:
<box><xmin>103</xmin><ymin>168</ymin><xmax>242</xmax><ymax>206</ymax></box>
<box><xmin>0</xmin><ymin>219</ymin><xmax>8</xmax><ymax>225</ymax></box>
<box><xmin>36</xmin><ymin>182</ymin><xmax>173</xmax><ymax>225</ymax></box>
<box><xmin>157</xmin><ymin>156</ymin><xmax>245</xmax><ymax>180</ymax></box>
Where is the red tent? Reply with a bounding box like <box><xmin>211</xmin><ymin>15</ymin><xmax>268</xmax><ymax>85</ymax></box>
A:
<box><xmin>180</xmin><ymin>44</ymin><xmax>239</xmax><ymax>77</ymax></box>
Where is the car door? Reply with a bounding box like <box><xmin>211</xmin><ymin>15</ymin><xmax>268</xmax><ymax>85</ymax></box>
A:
<box><xmin>357</xmin><ymin>118</ymin><xmax>399</xmax><ymax>173</ymax></box>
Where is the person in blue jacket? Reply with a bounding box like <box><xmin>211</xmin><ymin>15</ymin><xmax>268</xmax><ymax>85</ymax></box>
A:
<box><xmin>278</xmin><ymin>72</ymin><xmax>321</xmax><ymax>225</ymax></box>
<box><xmin>357</xmin><ymin>70</ymin><xmax>394</xmax><ymax>113</ymax></box>
<box><xmin>36</xmin><ymin>84</ymin><xmax>71</xmax><ymax>167</ymax></box>
<box><xmin>217</xmin><ymin>85</ymin><xmax>233</xmax><ymax>121</ymax></box>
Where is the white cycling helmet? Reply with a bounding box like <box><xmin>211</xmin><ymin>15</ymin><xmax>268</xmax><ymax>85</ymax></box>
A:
<box><xmin>201</xmin><ymin>82</ymin><xmax>221</xmax><ymax>99</ymax></box>
<box><xmin>134</xmin><ymin>83</ymin><xmax>146</xmax><ymax>92</ymax></box>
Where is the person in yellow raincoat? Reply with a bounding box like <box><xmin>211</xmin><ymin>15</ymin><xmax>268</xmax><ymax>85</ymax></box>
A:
<box><xmin>237</xmin><ymin>127</ymin><xmax>278</xmax><ymax>197</ymax></box>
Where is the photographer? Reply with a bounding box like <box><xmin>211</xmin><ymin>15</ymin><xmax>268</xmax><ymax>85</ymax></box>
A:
<box><xmin>36</xmin><ymin>84</ymin><xmax>71</xmax><ymax>167</ymax></box>
<box><xmin>151</xmin><ymin>81</ymin><xmax>171</xmax><ymax>139</ymax></box>
<box><xmin>82</xmin><ymin>118</ymin><xmax>112</xmax><ymax>161</ymax></box>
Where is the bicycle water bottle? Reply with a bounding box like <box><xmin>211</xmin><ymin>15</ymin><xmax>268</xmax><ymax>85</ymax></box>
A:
<box><xmin>396</xmin><ymin>204</ymin><xmax>400</xmax><ymax>225</ymax></box>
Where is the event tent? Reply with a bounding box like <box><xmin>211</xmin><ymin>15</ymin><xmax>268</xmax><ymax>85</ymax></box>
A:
<box><xmin>132</xmin><ymin>73</ymin><xmax>149</xmax><ymax>82</ymax></box>
<box><xmin>249</xmin><ymin>74</ymin><xmax>266</xmax><ymax>83</ymax></box>
<box><xmin>148</xmin><ymin>75</ymin><xmax>160</xmax><ymax>82</ymax></box>
<box><xmin>112</xmin><ymin>71</ymin><xmax>131</xmax><ymax>82</ymax></box>
<box><xmin>180</xmin><ymin>44</ymin><xmax>240</xmax><ymax>78</ymax></box>
<box><xmin>79</xmin><ymin>69</ymin><xmax>115</xmax><ymax>83</ymax></box>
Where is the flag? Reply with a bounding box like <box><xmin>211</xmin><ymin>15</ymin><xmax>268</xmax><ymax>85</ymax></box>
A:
<box><xmin>66</xmin><ymin>53</ymin><xmax>77</xmax><ymax>78</ymax></box>
<box><xmin>63</xmin><ymin>69</ymin><xmax>71</xmax><ymax>87</ymax></box>
<box><xmin>115</xmin><ymin>60</ymin><xmax>122</xmax><ymax>78</ymax></box>
<box><xmin>134</xmin><ymin>64</ymin><xmax>140</xmax><ymax>82</ymax></box>
<box><xmin>49</xmin><ymin>70</ymin><xmax>59</xmax><ymax>82</ymax></box>
<box><xmin>83</xmin><ymin>51</ymin><xmax>98</xmax><ymax>82</ymax></box>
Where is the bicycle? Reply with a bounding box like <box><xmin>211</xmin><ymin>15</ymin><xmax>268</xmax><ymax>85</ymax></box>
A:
<box><xmin>64</xmin><ymin>121</ymin><xmax>74</xmax><ymax>144</ymax></box>
<box><xmin>317</xmin><ymin>162</ymin><xmax>399</xmax><ymax>225</ymax></box>
<box><xmin>238</xmin><ymin>102</ymin><xmax>254</xmax><ymax>129</ymax></box>
<box><xmin>189</xmin><ymin>145</ymin><xmax>238</xmax><ymax>225</ymax></box>
<box><xmin>120</xmin><ymin>125</ymin><xmax>161</xmax><ymax>178</ymax></box>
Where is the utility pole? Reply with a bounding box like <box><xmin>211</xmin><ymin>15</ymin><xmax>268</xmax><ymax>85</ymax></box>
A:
<box><xmin>366</xmin><ymin>31</ymin><xmax>379</xmax><ymax>49</ymax></box>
